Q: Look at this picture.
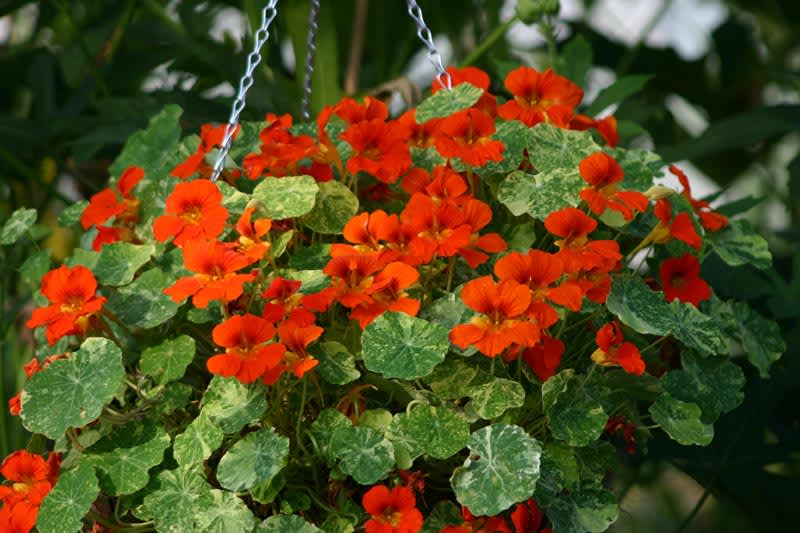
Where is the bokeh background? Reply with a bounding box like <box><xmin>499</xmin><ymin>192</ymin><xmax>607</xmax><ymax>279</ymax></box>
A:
<box><xmin>1</xmin><ymin>1</ymin><xmax>798</xmax><ymax>531</ymax></box>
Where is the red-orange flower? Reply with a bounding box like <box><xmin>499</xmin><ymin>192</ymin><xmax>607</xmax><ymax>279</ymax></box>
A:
<box><xmin>458</xmin><ymin>198</ymin><xmax>508</xmax><ymax>268</ymax></box>
<box><xmin>235</xmin><ymin>207</ymin><xmax>272</xmax><ymax>261</ymax></box>
<box><xmin>0</xmin><ymin>450</ymin><xmax>61</xmax><ymax>510</ymax></box>
<box><xmin>649</xmin><ymin>199</ymin><xmax>702</xmax><ymax>250</ymax></box>
<box><xmin>397</xmin><ymin>110</ymin><xmax>441</xmax><ymax>149</ymax></box>
<box><xmin>498</xmin><ymin>67</ymin><xmax>583</xmax><ymax>127</ymax></box>
<box><xmin>431</xmin><ymin>66</ymin><xmax>498</xmax><ymax>115</ymax></box>
<box><xmin>80</xmin><ymin>165</ymin><xmax>144</xmax><ymax>229</ymax></box>
<box><xmin>362</xmin><ymin>484</ymin><xmax>423</xmax><ymax>533</ymax></box>
<box><xmin>0</xmin><ymin>501</ymin><xmax>38</xmax><ymax>533</ymax></box>
<box><xmin>579</xmin><ymin>152</ymin><xmax>648</xmax><ymax>220</ymax></box>
<box><xmin>670</xmin><ymin>165</ymin><xmax>729</xmax><ymax>231</ymax></box>
<box><xmin>207</xmin><ymin>314</ymin><xmax>284</xmax><ymax>383</ymax></box>
<box><xmin>164</xmin><ymin>239</ymin><xmax>256</xmax><ymax>308</ymax></box>
<box><xmin>340</xmin><ymin>119</ymin><xmax>411</xmax><ymax>184</ymax></box>
<box><xmin>321</xmin><ymin>253</ymin><xmax>383</xmax><ymax>309</ymax></box>
<box><xmin>261</xmin><ymin>315</ymin><xmax>323</xmax><ymax>385</ymax></box>
<box><xmin>401</xmin><ymin>195</ymin><xmax>472</xmax><ymax>261</ymax></box>
<box><xmin>171</xmin><ymin>123</ymin><xmax>239</xmax><ymax>179</ymax></box>
<box><xmin>26</xmin><ymin>265</ymin><xmax>106</xmax><ymax>345</ymax></box>
<box><xmin>570</xmin><ymin>114</ymin><xmax>619</xmax><ymax>147</ymax></box>
<box><xmin>544</xmin><ymin>208</ymin><xmax>621</xmax><ymax>272</ymax></box>
<box><xmin>261</xmin><ymin>276</ymin><xmax>304</xmax><ymax>322</ymax></box>
<box><xmin>242</xmin><ymin>114</ymin><xmax>317</xmax><ymax>178</ymax></box>
<box><xmin>450</xmin><ymin>276</ymin><xmax>540</xmax><ymax>357</ymax></box>
<box><xmin>153</xmin><ymin>180</ymin><xmax>229</xmax><ymax>247</ymax></box>
<box><xmin>350</xmin><ymin>262</ymin><xmax>420</xmax><ymax>328</ymax></box>
<box><xmin>333</xmin><ymin>96</ymin><xmax>389</xmax><ymax>125</ymax></box>
<box><xmin>522</xmin><ymin>336</ymin><xmax>565</xmax><ymax>382</ymax></box>
<box><xmin>441</xmin><ymin>506</ymin><xmax>511</xmax><ymax>533</ymax></box>
<box><xmin>591</xmin><ymin>321</ymin><xmax>645</xmax><ymax>375</ymax></box>
<box><xmin>659</xmin><ymin>253</ymin><xmax>711</xmax><ymax>306</ymax></box>
<box><xmin>435</xmin><ymin>108</ymin><xmax>504</xmax><ymax>167</ymax></box>
<box><xmin>510</xmin><ymin>499</ymin><xmax>552</xmax><ymax>533</ymax></box>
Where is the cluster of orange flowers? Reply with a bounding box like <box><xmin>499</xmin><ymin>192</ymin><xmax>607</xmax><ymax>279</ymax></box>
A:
<box><xmin>0</xmin><ymin>451</ymin><xmax>61</xmax><ymax>532</ymax></box>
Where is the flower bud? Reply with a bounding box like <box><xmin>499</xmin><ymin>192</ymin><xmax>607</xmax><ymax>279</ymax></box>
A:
<box><xmin>516</xmin><ymin>0</ymin><xmax>560</xmax><ymax>23</ymax></box>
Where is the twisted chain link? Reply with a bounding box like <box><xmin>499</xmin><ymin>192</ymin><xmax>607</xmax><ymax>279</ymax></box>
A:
<box><xmin>211</xmin><ymin>0</ymin><xmax>279</xmax><ymax>182</ymax></box>
<box><xmin>406</xmin><ymin>0</ymin><xmax>452</xmax><ymax>90</ymax></box>
<box><xmin>300</xmin><ymin>0</ymin><xmax>321</xmax><ymax>122</ymax></box>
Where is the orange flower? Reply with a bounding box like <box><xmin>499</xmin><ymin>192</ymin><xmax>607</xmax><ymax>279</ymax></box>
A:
<box><xmin>457</xmin><ymin>198</ymin><xmax>508</xmax><ymax>268</ymax></box>
<box><xmin>450</xmin><ymin>276</ymin><xmax>540</xmax><ymax>357</ymax></box>
<box><xmin>350</xmin><ymin>262</ymin><xmax>420</xmax><ymax>328</ymax></box>
<box><xmin>400</xmin><ymin>166</ymin><xmax>468</xmax><ymax>204</ymax></box>
<box><xmin>431</xmin><ymin>66</ymin><xmax>498</xmax><ymax>116</ymax></box>
<box><xmin>333</xmin><ymin>211</ymin><xmax>398</xmax><ymax>260</ymax></box>
<box><xmin>26</xmin><ymin>265</ymin><xmax>106</xmax><ymax>345</ymax></box>
<box><xmin>591</xmin><ymin>321</ymin><xmax>645</xmax><ymax>375</ymax></box>
<box><xmin>261</xmin><ymin>276</ymin><xmax>304</xmax><ymax>322</ymax></box>
<box><xmin>498</xmin><ymin>67</ymin><xmax>583</xmax><ymax>127</ymax></box>
<box><xmin>80</xmin><ymin>165</ymin><xmax>144</xmax><ymax>229</ymax></box>
<box><xmin>670</xmin><ymin>165</ymin><xmax>729</xmax><ymax>231</ymax></box>
<box><xmin>235</xmin><ymin>207</ymin><xmax>272</xmax><ymax>261</ymax></box>
<box><xmin>333</xmin><ymin>96</ymin><xmax>389</xmax><ymax>125</ymax></box>
<box><xmin>401</xmin><ymin>195</ymin><xmax>472</xmax><ymax>261</ymax></box>
<box><xmin>522</xmin><ymin>336</ymin><xmax>565</xmax><ymax>382</ymax></box>
<box><xmin>435</xmin><ymin>108</ymin><xmax>504</xmax><ymax>167</ymax></box>
<box><xmin>207</xmin><ymin>314</ymin><xmax>284</xmax><ymax>383</ymax></box>
<box><xmin>659</xmin><ymin>253</ymin><xmax>711</xmax><ymax>306</ymax></box>
<box><xmin>510</xmin><ymin>499</ymin><xmax>552</xmax><ymax>533</ymax></box>
<box><xmin>0</xmin><ymin>450</ymin><xmax>60</xmax><ymax>509</ymax></box>
<box><xmin>578</xmin><ymin>152</ymin><xmax>648</xmax><ymax>220</ymax></box>
<box><xmin>396</xmin><ymin>110</ymin><xmax>441</xmax><ymax>149</ymax></box>
<box><xmin>648</xmin><ymin>199</ymin><xmax>702</xmax><ymax>250</ymax></box>
<box><xmin>569</xmin><ymin>114</ymin><xmax>619</xmax><ymax>147</ymax></box>
<box><xmin>544</xmin><ymin>208</ymin><xmax>621</xmax><ymax>272</ymax></box>
<box><xmin>362</xmin><ymin>484</ymin><xmax>423</xmax><ymax>533</ymax></box>
<box><xmin>153</xmin><ymin>180</ymin><xmax>229</xmax><ymax>247</ymax></box>
<box><xmin>242</xmin><ymin>114</ymin><xmax>317</xmax><ymax>178</ymax></box>
<box><xmin>340</xmin><ymin>119</ymin><xmax>411</xmax><ymax>184</ymax></box>
<box><xmin>441</xmin><ymin>506</ymin><xmax>511</xmax><ymax>533</ymax></box>
<box><xmin>171</xmin><ymin>123</ymin><xmax>239</xmax><ymax>179</ymax></box>
<box><xmin>0</xmin><ymin>501</ymin><xmax>38</xmax><ymax>533</ymax></box>
<box><xmin>164</xmin><ymin>240</ymin><xmax>256</xmax><ymax>308</ymax></box>
<box><xmin>261</xmin><ymin>314</ymin><xmax>323</xmax><ymax>385</ymax></box>
<box><xmin>494</xmin><ymin>250</ymin><xmax>582</xmax><ymax>328</ymax></box>
<box><xmin>322</xmin><ymin>254</ymin><xmax>383</xmax><ymax>309</ymax></box>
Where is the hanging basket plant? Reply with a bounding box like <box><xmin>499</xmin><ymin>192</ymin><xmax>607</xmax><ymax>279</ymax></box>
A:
<box><xmin>0</xmin><ymin>6</ymin><xmax>785</xmax><ymax>532</ymax></box>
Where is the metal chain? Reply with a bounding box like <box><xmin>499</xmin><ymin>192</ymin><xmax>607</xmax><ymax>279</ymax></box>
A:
<box><xmin>211</xmin><ymin>0</ymin><xmax>279</xmax><ymax>182</ymax></box>
<box><xmin>406</xmin><ymin>0</ymin><xmax>452</xmax><ymax>90</ymax></box>
<box><xmin>300</xmin><ymin>0</ymin><xmax>321</xmax><ymax>122</ymax></box>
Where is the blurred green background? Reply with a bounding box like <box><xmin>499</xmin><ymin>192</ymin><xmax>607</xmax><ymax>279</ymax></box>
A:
<box><xmin>1</xmin><ymin>1</ymin><xmax>798</xmax><ymax>531</ymax></box>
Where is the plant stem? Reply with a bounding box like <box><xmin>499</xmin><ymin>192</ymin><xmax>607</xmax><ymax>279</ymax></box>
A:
<box><xmin>460</xmin><ymin>16</ymin><xmax>517</xmax><ymax>67</ymax></box>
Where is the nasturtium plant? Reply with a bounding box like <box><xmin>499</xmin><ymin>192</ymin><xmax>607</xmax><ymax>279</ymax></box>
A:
<box><xmin>2</xmin><ymin>55</ymin><xmax>784</xmax><ymax>533</ymax></box>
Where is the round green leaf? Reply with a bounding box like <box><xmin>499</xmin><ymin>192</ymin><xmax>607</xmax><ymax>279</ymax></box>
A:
<box><xmin>545</xmin><ymin>488</ymin><xmax>619</xmax><ymax>533</ymax></box>
<box><xmin>37</xmin><ymin>462</ymin><xmax>98</xmax><ymax>533</ymax></box>
<box><xmin>525</xmin><ymin>123</ymin><xmax>599</xmax><ymax>173</ymax></box>
<box><xmin>607</xmin><ymin>147</ymin><xmax>664</xmax><ymax>191</ymax></box>
<box><xmin>304</xmin><ymin>180</ymin><xmax>359</xmax><ymax>234</ymax></box>
<box><xmin>58</xmin><ymin>201</ymin><xmax>89</xmax><ymax>227</ymax></box>
<box><xmin>314</xmin><ymin>341</ymin><xmax>360</xmax><ymax>385</ymax></box>
<box><xmin>545</xmin><ymin>375</ymin><xmax>607</xmax><ymax>447</ymax></box>
<box><xmin>142</xmin><ymin>465</ymin><xmax>213</xmax><ymax>533</ymax></box>
<box><xmin>200</xmin><ymin>376</ymin><xmax>268</xmax><ymax>433</ymax></box>
<box><xmin>140</xmin><ymin>335</ymin><xmax>195</xmax><ymax>385</ymax></box>
<box><xmin>19</xmin><ymin>249</ymin><xmax>50</xmax><ymax>288</ymax></box>
<box><xmin>662</xmin><ymin>353</ymin><xmax>745</xmax><ymax>423</ymax></box>
<box><xmin>467</xmin><ymin>378</ymin><xmax>525</xmax><ymax>419</ymax></box>
<box><xmin>21</xmin><ymin>337</ymin><xmax>125</xmax><ymax>439</ymax></box>
<box><xmin>195</xmin><ymin>489</ymin><xmax>256</xmax><ymax>532</ymax></box>
<box><xmin>252</xmin><ymin>175</ymin><xmax>319</xmax><ymax>220</ymax></box>
<box><xmin>256</xmin><ymin>514</ymin><xmax>321</xmax><ymax>532</ymax></box>
<box><xmin>415</xmin><ymin>83</ymin><xmax>483</xmax><ymax>123</ymax></box>
<box><xmin>606</xmin><ymin>275</ymin><xmax>672</xmax><ymax>336</ymax></box>
<box><xmin>708</xmin><ymin>219</ymin><xmax>772</xmax><ymax>270</ymax></box>
<box><xmin>0</xmin><ymin>207</ymin><xmax>37</xmax><ymax>245</ymax></box>
<box><xmin>94</xmin><ymin>242</ymin><xmax>155</xmax><ymax>286</ymax></box>
<box><xmin>84</xmin><ymin>420</ymin><xmax>171</xmax><ymax>496</ymax></box>
<box><xmin>362</xmin><ymin>312</ymin><xmax>448</xmax><ymax>380</ymax></box>
<box><xmin>403</xmin><ymin>404</ymin><xmax>469</xmax><ymax>460</ymax></box>
<box><xmin>451</xmin><ymin>424</ymin><xmax>542</xmax><ymax>516</ymax></box>
<box><xmin>649</xmin><ymin>394</ymin><xmax>714</xmax><ymax>446</ymax></box>
<box><xmin>666</xmin><ymin>300</ymin><xmax>726</xmax><ymax>355</ymax></box>
<box><xmin>216</xmin><ymin>427</ymin><xmax>290</xmax><ymax>491</ymax></box>
<box><xmin>173</xmin><ymin>413</ymin><xmax>224</xmax><ymax>466</ymax></box>
<box><xmin>424</xmin><ymin>358</ymin><xmax>480</xmax><ymax>400</ymax></box>
<box><xmin>310</xmin><ymin>409</ymin><xmax>352</xmax><ymax>467</ymax></box>
<box><xmin>106</xmin><ymin>268</ymin><xmax>180</xmax><ymax>329</ymax></box>
<box><xmin>387</xmin><ymin>413</ymin><xmax>423</xmax><ymax>470</ymax></box>
<box><xmin>330</xmin><ymin>425</ymin><xmax>395</xmax><ymax>485</ymax></box>
<box><xmin>724</xmin><ymin>300</ymin><xmax>785</xmax><ymax>378</ymax></box>
<box><xmin>109</xmin><ymin>104</ymin><xmax>183</xmax><ymax>179</ymax></box>
<box><xmin>496</xmin><ymin>169</ymin><xmax>583</xmax><ymax>221</ymax></box>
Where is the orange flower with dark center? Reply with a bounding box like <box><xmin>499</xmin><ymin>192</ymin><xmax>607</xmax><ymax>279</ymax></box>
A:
<box><xmin>450</xmin><ymin>276</ymin><xmax>540</xmax><ymax>357</ymax></box>
<box><xmin>522</xmin><ymin>336</ymin><xmax>565</xmax><ymax>383</ymax></box>
<box><xmin>350</xmin><ymin>262</ymin><xmax>420</xmax><ymax>328</ymax></box>
<box><xmin>26</xmin><ymin>265</ymin><xmax>106</xmax><ymax>345</ymax></box>
<box><xmin>498</xmin><ymin>67</ymin><xmax>583</xmax><ymax>127</ymax></box>
<box><xmin>340</xmin><ymin>118</ymin><xmax>411</xmax><ymax>184</ymax></box>
<box><xmin>261</xmin><ymin>276</ymin><xmax>304</xmax><ymax>322</ymax></box>
<box><xmin>362</xmin><ymin>484</ymin><xmax>423</xmax><ymax>533</ymax></box>
<box><xmin>646</xmin><ymin>199</ymin><xmax>702</xmax><ymax>250</ymax></box>
<box><xmin>397</xmin><ymin>110</ymin><xmax>441</xmax><ymax>149</ymax></box>
<box><xmin>235</xmin><ymin>207</ymin><xmax>272</xmax><ymax>261</ymax></box>
<box><xmin>261</xmin><ymin>314</ymin><xmax>323</xmax><ymax>385</ymax></box>
<box><xmin>591</xmin><ymin>321</ymin><xmax>645</xmax><ymax>376</ymax></box>
<box><xmin>164</xmin><ymin>239</ymin><xmax>256</xmax><ymax>308</ymax></box>
<box><xmin>207</xmin><ymin>314</ymin><xmax>284</xmax><ymax>383</ymax></box>
<box><xmin>669</xmin><ymin>165</ymin><xmax>729</xmax><ymax>231</ymax></box>
<box><xmin>0</xmin><ymin>450</ymin><xmax>60</xmax><ymax>509</ymax></box>
<box><xmin>435</xmin><ymin>108</ymin><xmax>504</xmax><ymax>167</ymax></box>
<box><xmin>333</xmin><ymin>211</ymin><xmax>397</xmax><ymax>259</ymax></box>
<box><xmin>458</xmin><ymin>198</ymin><xmax>507</xmax><ymax>268</ymax></box>
<box><xmin>659</xmin><ymin>253</ymin><xmax>711</xmax><ymax>306</ymax></box>
<box><xmin>566</xmin><ymin>266</ymin><xmax>614</xmax><ymax>304</ymax></box>
<box><xmin>400</xmin><ymin>166</ymin><xmax>468</xmax><ymax>205</ymax></box>
<box><xmin>80</xmin><ymin>165</ymin><xmax>144</xmax><ymax>229</ymax></box>
<box><xmin>401</xmin><ymin>194</ymin><xmax>472</xmax><ymax>260</ymax></box>
<box><xmin>153</xmin><ymin>180</ymin><xmax>229</xmax><ymax>247</ymax></box>
<box><xmin>322</xmin><ymin>254</ymin><xmax>383</xmax><ymax>308</ymax></box>
<box><xmin>242</xmin><ymin>114</ymin><xmax>317</xmax><ymax>178</ymax></box>
<box><xmin>171</xmin><ymin>123</ymin><xmax>239</xmax><ymax>179</ymax></box>
<box><xmin>333</xmin><ymin>96</ymin><xmax>389</xmax><ymax>125</ymax></box>
<box><xmin>544</xmin><ymin>208</ymin><xmax>621</xmax><ymax>272</ymax></box>
<box><xmin>494</xmin><ymin>250</ymin><xmax>582</xmax><ymax>327</ymax></box>
<box><xmin>579</xmin><ymin>152</ymin><xmax>648</xmax><ymax>220</ymax></box>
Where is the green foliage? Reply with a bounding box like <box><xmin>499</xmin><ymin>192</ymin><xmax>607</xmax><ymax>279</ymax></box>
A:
<box><xmin>37</xmin><ymin>462</ymin><xmax>99</xmax><ymax>533</ymax></box>
<box><xmin>173</xmin><ymin>413</ymin><xmax>224</xmax><ymax>466</ymax></box>
<box><xmin>362</xmin><ymin>313</ymin><xmax>449</xmax><ymax>380</ymax></box>
<box><xmin>402</xmin><ymin>404</ymin><xmax>470</xmax><ymax>460</ymax></box>
<box><xmin>140</xmin><ymin>335</ymin><xmax>195</xmax><ymax>385</ymax></box>
<box><xmin>252</xmin><ymin>176</ymin><xmax>320</xmax><ymax>220</ymax></box>
<box><xmin>216</xmin><ymin>427</ymin><xmax>289</xmax><ymax>491</ymax></box>
<box><xmin>200</xmin><ymin>376</ymin><xmax>268</xmax><ymax>434</ymax></box>
<box><xmin>415</xmin><ymin>83</ymin><xmax>483</xmax><ymax>123</ymax></box>
<box><xmin>0</xmin><ymin>207</ymin><xmax>37</xmax><ymax>245</ymax></box>
<box><xmin>330</xmin><ymin>425</ymin><xmax>395</xmax><ymax>485</ymax></box>
<box><xmin>497</xmin><ymin>168</ymin><xmax>584</xmax><ymax>220</ymax></box>
<box><xmin>304</xmin><ymin>180</ymin><xmax>359</xmax><ymax>234</ymax></box>
<box><xmin>650</xmin><ymin>394</ymin><xmax>714</xmax><ymax>446</ymax></box>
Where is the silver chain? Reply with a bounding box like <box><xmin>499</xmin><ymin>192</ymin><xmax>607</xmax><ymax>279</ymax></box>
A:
<box><xmin>406</xmin><ymin>0</ymin><xmax>452</xmax><ymax>90</ymax></box>
<box><xmin>300</xmin><ymin>0</ymin><xmax>321</xmax><ymax>122</ymax></box>
<box><xmin>211</xmin><ymin>0</ymin><xmax>280</xmax><ymax>182</ymax></box>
